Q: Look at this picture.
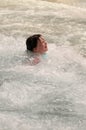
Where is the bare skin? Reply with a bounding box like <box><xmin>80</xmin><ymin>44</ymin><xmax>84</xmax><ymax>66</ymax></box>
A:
<box><xmin>33</xmin><ymin>36</ymin><xmax>48</xmax><ymax>54</ymax></box>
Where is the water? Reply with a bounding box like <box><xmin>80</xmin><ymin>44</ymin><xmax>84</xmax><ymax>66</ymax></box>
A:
<box><xmin>0</xmin><ymin>0</ymin><xmax>86</xmax><ymax>129</ymax></box>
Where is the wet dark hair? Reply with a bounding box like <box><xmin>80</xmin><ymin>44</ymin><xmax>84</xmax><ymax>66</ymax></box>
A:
<box><xmin>26</xmin><ymin>34</ymin><xmax>41</xmax><ymax>51</ymax></box>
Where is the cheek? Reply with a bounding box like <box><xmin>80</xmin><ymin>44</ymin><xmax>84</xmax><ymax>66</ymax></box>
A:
<box><xmin>37</xmin><ymin>46</ymin><xmax>42</xmax><ymax>51</ymax></box>
<box><xmin>42</xmin><ymin>43</ymin><xmax>46</xmax><ymax>48</ymax></box>
<box><xmin>39</xmin><ymin>45</ymin><xmax>44</xmax><ymax>49</ymax></box>
<box><xmin>42</xmin><ymin>46</ymin><xmax>45</xmax><ymax>50</ymax></box>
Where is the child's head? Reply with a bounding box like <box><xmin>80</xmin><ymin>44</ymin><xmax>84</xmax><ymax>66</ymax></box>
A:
<box><xmin>26</xmin><ymin>34</ymin><xmax>48</xmax><ymax>54</ymax></box>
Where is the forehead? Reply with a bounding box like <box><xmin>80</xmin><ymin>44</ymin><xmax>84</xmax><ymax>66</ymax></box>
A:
<box><xmin>38</xmin><ymin>36</ymin><xmax>45</xmax><ymax>42</ymax></box>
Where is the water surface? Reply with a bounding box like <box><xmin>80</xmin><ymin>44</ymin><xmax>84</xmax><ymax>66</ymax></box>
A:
<box><xmin>0</xmin><ymin>0</ymin><xmax>86</xmax><ymax>130</ymax></box>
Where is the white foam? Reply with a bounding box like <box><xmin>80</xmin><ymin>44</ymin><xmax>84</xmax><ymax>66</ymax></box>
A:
<box><xmin>0</xmin><ymin>0</ymin><xmax>86</xmax><ymax>129</ymax></box>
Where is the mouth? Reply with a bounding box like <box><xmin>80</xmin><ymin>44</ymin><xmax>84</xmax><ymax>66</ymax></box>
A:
<box><xmin>45</xmin><ymin>46</ymin><xmax>48</xmax><ymax>51</ymax></box>
<box><xmin>45</xmin><ymin>45</ymin><xmax>47</xmax><ymax>49</ymax></box>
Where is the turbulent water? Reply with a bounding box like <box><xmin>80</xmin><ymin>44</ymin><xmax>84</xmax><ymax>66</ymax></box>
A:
<box><xmin>0</xmin><ymin>0</ymin><xmax>86</xmax><ymax>130</ymax></box>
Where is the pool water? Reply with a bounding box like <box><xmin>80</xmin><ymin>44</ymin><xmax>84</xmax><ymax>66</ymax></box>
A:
<box><xmin>0</xmin><ymin>0</ymin><xmax>86</xmax><ymax>129</ymax></box>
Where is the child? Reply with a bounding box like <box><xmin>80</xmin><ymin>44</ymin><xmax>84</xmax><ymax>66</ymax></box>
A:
<box><xmin>26</xmin><ymin>34</ymin><xmax>48</xmax><ymax>65</ymax></box>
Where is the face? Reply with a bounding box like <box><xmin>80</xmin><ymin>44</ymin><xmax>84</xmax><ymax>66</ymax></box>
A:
<box><xmin>33</xmin><ymin>36</ymin><xmax>48</xmax><ymax>54</ymax></box>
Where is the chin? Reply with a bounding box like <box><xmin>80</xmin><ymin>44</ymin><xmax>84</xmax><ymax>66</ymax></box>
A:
<box><xmin>40</xmin><ymin>49</ymin><xmax>48</xmax><ymax>54</ymax></box>
<box><xmin>45</xmin><ymin>48</ymin><xmax>48</xmax><ymax>52</ymax></box>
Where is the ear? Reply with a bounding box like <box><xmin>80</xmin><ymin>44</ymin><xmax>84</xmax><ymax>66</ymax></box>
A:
<box><xmin>33</xmin><ymin>47</ymin><xmax>38</xmax><ymax>52</ymax></box>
